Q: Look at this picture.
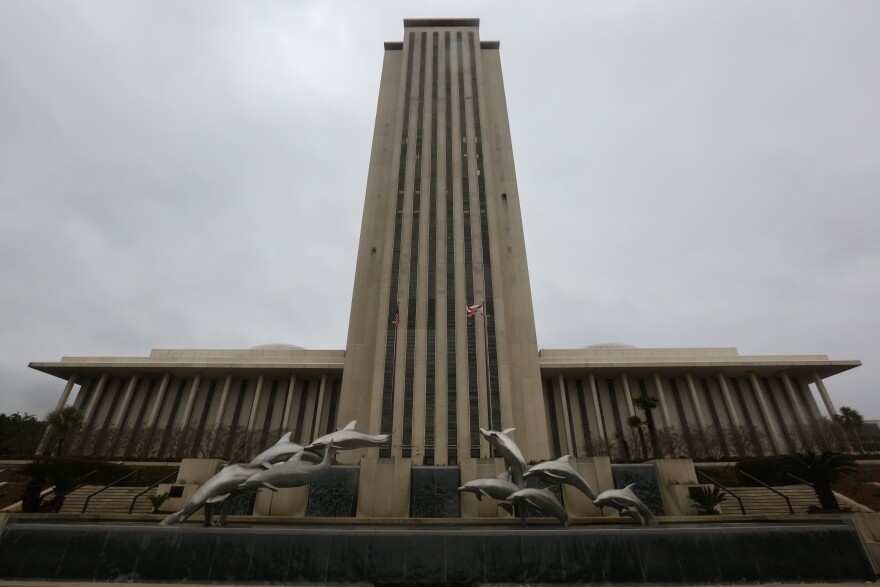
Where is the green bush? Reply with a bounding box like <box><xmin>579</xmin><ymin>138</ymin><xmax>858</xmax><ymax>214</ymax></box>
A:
<box><xmin>735</xmin><ymin>456</ymin><xmax>789</xmax><ymax>486</ymax></box>
<box><xmin>695</xmin><ymin>465</ymin><xmax>739</xmax><ymax>487</ymax></box>
<box><xmin>17</xmin><ymin>458</ymin><xmax>177</xmax><ymax>489</ymax></box>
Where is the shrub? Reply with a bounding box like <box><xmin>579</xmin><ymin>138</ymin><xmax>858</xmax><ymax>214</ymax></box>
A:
<box><xmin>688</xmin><ymin>485</ymin><xmax>727</xmax><ymax>515</ymax></box>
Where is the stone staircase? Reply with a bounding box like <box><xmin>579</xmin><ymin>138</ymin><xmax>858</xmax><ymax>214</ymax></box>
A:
<box><xmin>718</xmin><ymin>485</ymin><xmax>820</xmax><ymax>515</ymax></box>
<box><xmin>58</xmin><ymin>485</ymin><xmax>153</xmax><ymax>515</ymax></box>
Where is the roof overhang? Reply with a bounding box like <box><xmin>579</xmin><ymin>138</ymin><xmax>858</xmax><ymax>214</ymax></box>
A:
<box><xmin>538</xmin><ymin>357</ymin><xmax>860</xmax><ymax>380</ymax></box>
<box><xmin>29</xmin><ymin>349</ymin><xmax>346</xmax><ymax>382</ymax></box>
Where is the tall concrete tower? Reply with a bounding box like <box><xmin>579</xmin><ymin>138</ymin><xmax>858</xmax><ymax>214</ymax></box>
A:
<box><xmin>338</xmin><ymin>19</ymin><xmax>550</xmax><ymax>465</ymax></box>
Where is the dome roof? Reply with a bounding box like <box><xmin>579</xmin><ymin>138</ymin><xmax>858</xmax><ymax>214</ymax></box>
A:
<box><xmin>582</xmin><ymin>342</ymin><xmax>639</xmax><ymax>349</ymax></box>
<box><xmin>249</xmin><ymin>343</ymin><xmax>306</xmax><ymax>351</ymax></box>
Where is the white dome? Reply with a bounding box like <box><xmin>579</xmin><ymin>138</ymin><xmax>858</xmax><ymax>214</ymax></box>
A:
<box><xmin>249</xmin><ymin>343</ymin><xmax>306</xmax><ymax>350</ymax></box>
<box><xmin>582</xmin><ymin>342</ymin><xmax>639</xmax><ymax>349</ymax></box>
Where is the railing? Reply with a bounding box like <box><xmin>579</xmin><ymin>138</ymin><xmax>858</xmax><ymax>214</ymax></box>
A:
<box><xmin>696</xmin><ymin>470</ymin><xmax>746</xmax><ymax>515</ymax></box>
<box><xmin>739</xmin><ymin>470</ymin><xmax>794</xmax><ymax>514</ymax></box>
<box><xmin>42</xmin><ymin>468</ymin><xmax>99</xmax><ymax>502</ymax></box>
<box><xmin>785</xmin><ymin>472</ymin><xmax>814</xmax><ymax>488</ymax></box>
<box><xmin>9</xmin><ymin>469</ymin><xmax>99</xmax><ymax>513</ymax></box>
<box><xmin>128</xmin><ymin>470</ymin><xmax>178</xmax><ymax>514</ymax></box>
<box><xmin>81</xmin><ymin>469</ymin><xmax>141</xmax><ymax>513</ymax></box>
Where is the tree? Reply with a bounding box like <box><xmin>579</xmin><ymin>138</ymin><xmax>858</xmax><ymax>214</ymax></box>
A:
<box><xmin>780</xmin><ymin>451</ymin><xmax>858</xmax><ymax>510</ymax></box>
<box><xmin>627</xmin><ymin>416</ymin><xmax>649</xmax><ymax>461</ymax></box>
<box><xmin>45</xmin><ymin>407</ymin><xmax>84</xmax><ymax>456</ymax></box>
<box><xmin>633</xmin><ymin>395</ymin><xmax>660</xmax><ymax>459</ymax></box>
<box><xmin>835</xmin><ymin>406</ymin><xmax>865</xmax><ymax>454</ymax></box>
<box><xmin>0</xmin><ymin>412</ymin><xmax>45</xmax><ymax>456</ymax></box>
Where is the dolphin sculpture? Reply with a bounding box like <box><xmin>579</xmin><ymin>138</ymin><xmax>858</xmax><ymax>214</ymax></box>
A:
<box><xmin>458</xmin><ymin>469</ymin><xmax>520</xmax><ymax>503</ymax></box>
<box><xmin>238</xmin><ymin>445</ymin><xmax>334</xmax><ymax>492</ymax></box>
<box><xmin>159</xmin><ymin>462</ymin><xmax>263</xmax><ymax>526</ymax></box>
<box><xmin>592</xmin><ymin>483</ymin><xmax>658</xmax><ymax>527</ymax></box>
<box><xmin>479</xmin><ymin>427</ymin><xmax>528</xmax><ymax>486</ymax></box>
<box><xmin>249</xmin><ymin>432</ymin><xmax>320</xmax><ymax>467</ymax></box>
<box><xmin>506</xmin><ymin>487</ymin><xmax>569</xmax><ymax>527</ymax></box>
<box><xmin>524</xmin><ymin>455</ymin><xmax>597</xmax><ymax>500</ymax></box>
<box><xmin>306</xmin><ymin>420</ymin><xmax>390</xmax><ymax>452</ymax></box>
<box><xmin>618</xmin><ymin>506</ymin><xmax>646</xmax><ymax>525</ymax></box>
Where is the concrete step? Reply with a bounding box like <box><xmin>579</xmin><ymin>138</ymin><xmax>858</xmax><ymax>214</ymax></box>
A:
<box><xmin>59</xmin><ymin>485</ymin><xmax>154</xmax><ymax>514</ymax></box>
<box><xmin>718</xmin><ymin>486</ymin><xmax>820</xmax><ymax>515</ymax></box>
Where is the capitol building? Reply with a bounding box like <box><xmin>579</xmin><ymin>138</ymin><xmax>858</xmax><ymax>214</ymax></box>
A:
<box><xmin>31</xmin><ymin>19</ymin><xmax>858</xmax><ymax>471</ymax></box>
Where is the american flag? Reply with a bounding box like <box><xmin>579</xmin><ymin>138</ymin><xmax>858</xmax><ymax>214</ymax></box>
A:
<box><xmin>391</xmin><ymin>304</ymin><xmax>400</xmax><ymax>327</ymax></box>
<box><xmin>466</xmin><ymin>302</ymin><xmax>484</xmax><ymax>316</ymax></box>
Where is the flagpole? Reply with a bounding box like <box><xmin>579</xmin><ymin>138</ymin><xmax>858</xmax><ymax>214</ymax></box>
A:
<box><xmin>482</xmin><ymin>299</ymin><xmax>494</xmax><ymax>432</ymax></box>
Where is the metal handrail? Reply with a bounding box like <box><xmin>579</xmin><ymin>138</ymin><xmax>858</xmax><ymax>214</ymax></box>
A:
<box><xmin>128</xmin><ymin>470</ymin><xmax>178</xmax><ymax>514</ymax></box>
<box><xmin>76</xmin><ymin>469</ymin><xmax>99</xmax><ymax>484</ymax></box>
<box><xmin>4</xmin><ymin>468</ymin><xmax>100</xmax><ymax>513</ymax></box>
<box><xmin>739</xmin><ymin>470</ymin><xmax>794</xmax><ymax>514</ymax></box>
<box><xmin>785</xmin><ymin>472</ymin><xmax>814</xmax><ymax>487</ymax></box>
<box><xmin>81</xmin><ymin>469</ymin><xmax>141</xmax><ymax>513</ymax></box>
<box><xmin>43</xmin><ymin>468</ymin><xmax>99</xmax><ymax>499</ymax></box>
<box><xmin>696</xmin><ymin>470</ymin><xmax>746</xmax><ymax>515</ymax></box>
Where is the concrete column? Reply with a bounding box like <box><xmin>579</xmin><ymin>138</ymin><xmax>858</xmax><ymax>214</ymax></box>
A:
<box><xmin>685</xmin><ymin>374</ymin><xmax>709</xmax><ymax>427</ymax></box>
<box><xmin>313</xmin><ymin>375</ymin><xmax>328</xmax><ymax>438</ymax></box>
<box><xmin>588</xmin><ymin>374</ymin><xmax>607</xmax><ymax>447</ymax></box>
<box><xmin>797</xmin><ymin>377</ymin><xmax>824</xmax><ymax>421</ymax></box>
<box><xmin>144</xmin><ymin>373</ymin><xmax>171</xmax><ymax>430</ymax></box>
<box><xmin>111</xmin><ymin>376</ymin><xmax>139</xmax><ymax>428</ymax></box>
<box><xmin>813</xmin><ymin>373</ymin><xmax>838</xmax><ymax>418</ymax></box>
<box><xmin>55</xmin><ymin>374</ymin><xmax>78</xmax><ymax>410</ymax></box>
<box><xmin>282</xmin><ymin>375</ymin><xmax>297</xmax><ymax>431</ymax></box>
<box><xmin>38</xmin><ymin>374</ymin><xmax>81</xmax><ymax>454</ymax></box>
<box><xmin>557</xmin><ymin>375</ymin><xmax>574</xmax><ymax>456</ymax></box>
<box><xmin>82</xmin><ymin>374</ymin><xmax>108</xmax><ymax>424</ymax></box>
<box><xmin>213</xmin><ymin>375</ymin><xmax>233</xmax><ymax>427</ymax></box>
<box><xmin>247</xmin><ymin>375</ymin><xmax>265</xmax><ymax>431</ymax></box>
<box><xmin>716</xmin><ymin>374</ymin><xmax>742</xmax><ymax>427</ymax></box>
<box><xmin>750</xmin><ymin>373</ymin><xmax>785</xmax><ymax>453</ymax></box>
<box><xmin>620</xmin><ymin>374</ymin><xmax>636</xmax><ymax>418</ymax></box>
<box><xmin>652</xmin><ymin>373</ymin><xmax>672</xmax><ymax>428</ymax></box>
<box><xmin>178</xmin><ymin>375</ymin><xmax>200</xmax><ymax>429</ymax></box>
<box><xmin>781</xmin><ymin>372</ymin><xmax>810</xmax><ymax>425</ymax></box>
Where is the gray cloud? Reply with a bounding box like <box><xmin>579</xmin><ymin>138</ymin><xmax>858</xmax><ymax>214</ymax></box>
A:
<box><xmin>1</xmin><ymin>1</ymin><xmax>877</xmax><ymax>420</ymax></box>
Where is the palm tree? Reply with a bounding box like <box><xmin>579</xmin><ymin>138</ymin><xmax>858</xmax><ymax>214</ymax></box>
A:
<box><xmin>835</xmin><ymin>406</ymin><xmax>865</xmax><ymax>454</ymax></box>
<box><xmin>780</xmin><ymin>451</ymin><xmax>857</xmax><ymax>510</ymax></box>
<box><xmin>633</xmin><ymin>395</ymin><xmax>660</xmax><ymax>459</ymax></box>
<box><xmin>628</xmin><ymin>416</ymin><xmax>649</xmax><ymax>461</ymax></box>
<box><xmin>45</xmin><ymin>407</ymin><xmax>84</xmax><ymax>456</ymax></box>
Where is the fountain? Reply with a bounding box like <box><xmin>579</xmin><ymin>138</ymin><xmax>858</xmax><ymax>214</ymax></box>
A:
<box><xmin>0</xmin><ymin>424</ymin><xmax>875</xmax><ymax>583</ymax></box>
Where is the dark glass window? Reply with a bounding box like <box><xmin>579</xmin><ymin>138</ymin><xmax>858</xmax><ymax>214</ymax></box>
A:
<box><xmin>307</xmin><ymin>466</ymin><xmax>359</xmax><ymax>517</ymax></box>
<box><xmin>411</xmin><ymin>467</ymin><xmax>460</xmax><ymax>518</ymax></box>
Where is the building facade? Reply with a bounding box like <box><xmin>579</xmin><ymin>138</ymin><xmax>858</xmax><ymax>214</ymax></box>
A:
<box><xmin>31</xmin><ymin>19</ymin><xmax>859</xmax><ymax>465</ymax></box>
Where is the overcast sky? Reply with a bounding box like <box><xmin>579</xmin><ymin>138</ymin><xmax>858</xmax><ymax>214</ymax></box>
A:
<box><xmin>1</xmin><ymin>1</ymin><xmax>878</xmax><ymax>421</ymax></box>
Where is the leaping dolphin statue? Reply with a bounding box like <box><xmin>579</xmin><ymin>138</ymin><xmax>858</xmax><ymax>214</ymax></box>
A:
<box><xmin>524</xmin><ymin>455</ymin><xmax>597</xmax><ymax>500</ymax></box>
<box><xmin>238</xmin><ymin>445</ymin><xmax>334</xmax><ymax>492</ymax></box>
<box><xmin>479</xmin><ymin>427</ymin><xmax>528</xmax><ymax>486</ymax></box>
<box><xmin>592</xmin><ymin>483</ymin><xmax>658</xmax><ymax>527</ymax></box>
<box><xmin>506</xmin><ymin>487</ymin><xmax>569</xmax><ymax>527</ymax></box>
<box><xmin>458</xmin><ymin>469</ymin><xmax>520</xmax><ymax>503</ymax></box>
<box><xmin>249</xmin><ymin>432</ymin><xmax>321</xmax><ymax>467</ymax></box>
<box><xmin>306</xmin><ymin>420</ymin><xmax>389</xmax><ymax>451</ymax></box>
<box><xmin>159</xmin><ymin>462</ymin><xmax>263</xmax><ymax>526</ymax></box>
